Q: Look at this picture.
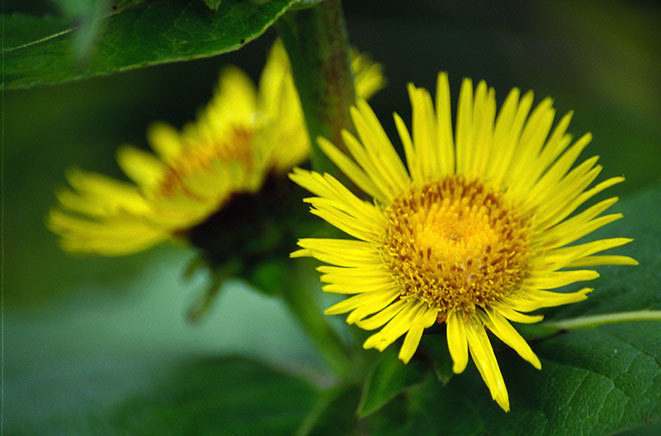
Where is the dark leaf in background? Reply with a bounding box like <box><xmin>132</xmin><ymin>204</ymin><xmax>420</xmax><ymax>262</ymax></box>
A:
<box><xmin>421</xmin><ymin>334</ymin><xmax>455</xmax><ymax>385</ymax></box>
<box><xmin>9</xmin><ymin>356</ymin><xmax>320</xmax><ymax>435</ymax></box>
<box><xmin>2</xmin><ymin>0</ymin><xmax>296</xmax><ymax>89</ymax></box>
<box><xmin>357</xmin><ymin>348</ymin><xmax>427</xmax><ymax>417</ymax></box>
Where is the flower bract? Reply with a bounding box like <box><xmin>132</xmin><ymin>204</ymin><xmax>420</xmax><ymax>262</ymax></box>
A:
<box><xmin>290</xmin><ymin>73</ymin><xmax>637</xmax><ymax>411</ymax></box>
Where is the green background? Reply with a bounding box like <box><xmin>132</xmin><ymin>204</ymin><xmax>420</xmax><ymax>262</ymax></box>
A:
<box><xmin>4</xmin><ymin>0</ymin><xmax>661</xmax><ymax>434</ymax></box>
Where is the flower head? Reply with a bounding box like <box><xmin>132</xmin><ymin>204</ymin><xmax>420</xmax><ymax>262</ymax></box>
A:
<box><xmin>49</xmin><ymin>41</ymin><xmax>384</xmax><ymax>256</ymax></box>
<box><xmin>290</xmin><ymin>73</ymin><xmax>636</xmax><ymax>411</ymax></box>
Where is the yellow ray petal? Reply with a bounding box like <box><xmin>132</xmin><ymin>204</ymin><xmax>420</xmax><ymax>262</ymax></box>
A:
<box><xmin>525</xmin><ymin>270</ymin><xmax>599</xmax><ymax>289</ymax></box>
<box><xmin>567</xmin><ymin>255</ymin><xmax>638</xmax><ymax>267</ymax></box>
<box><xmin>434</xmin><ymin>72</ymin><xmax>455</xmax><ymax>175</ymax></box>
<box><xmin>399</xmin><ymin>307</ymin><xmax>437</xmax><ymax>363</ymax></box>
<box><xmin>489</xmin><ymin>89</ymin><xmax>534</xmax><ymax>186</ymax></box>
<box><xmin>147</xmin><ymin>122</ymin><xmax>182</xmax><ymax>161</ymax></box>
<box><xmin>116</xmin><ymin>146</ymin><xmax>165</xmax><ymax>189</ymax></box>
<box><xmin>446</xmin><ymin>310</ymin><xmax>469</xmax><ymax>373</ymax></box>
<box><xmin>317</xmin><ymin>137</ymin><xmax>383</xmax><ymax>201</ymax></box>
<box><xmin>481</xmin><ymin>308</ymin><xmax>541</xmax><ymax>369</ymax></box>
<box><xmin>324</xmin><ymin>287</ymin><xmax>400</xmax><ymax>316</ymax></box>
<box><xmin>505</xmin><ymin>288</ymin><xmax>592</xmax><ymax>312</ymax></box>
<box><xmin>465</xmin><ymin>318</ymin><xmax>510</xmax><ymax>412</ymax></box>
<box><xmin>356</xmin><ymin>299</ymin><xmax>409</xmax><ymax>330</ymax></box>
<box><xmin>491</xmin><ymin>303</ymin><xmax>544</xmax><ymax>324</ymax></box>
<box><xmin>363</xmin><ymin>301</ymin><xmax>430</xmax><ymax>352</ymax></box>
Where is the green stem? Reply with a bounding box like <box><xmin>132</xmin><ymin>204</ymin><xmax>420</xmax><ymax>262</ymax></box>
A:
<box><xmin>541</xmin><ymin>310</ymin><xmax>661</xmax><ymax>330</ymax></box>
<box><xmin>281</xmin><ymin>263</ymin><xmax>352</xmax><ymax>378</ymax></box>
<box><xmin>277</xmin><ymin>0</ymin><xmax>355</xmax><ymax>173</ymax></box>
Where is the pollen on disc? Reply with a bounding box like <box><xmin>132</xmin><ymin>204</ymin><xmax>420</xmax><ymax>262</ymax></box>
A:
<box><xmin>380</xmin><ymin>176</ymin><xmax>532</xmax><ymax>314</ymax></box>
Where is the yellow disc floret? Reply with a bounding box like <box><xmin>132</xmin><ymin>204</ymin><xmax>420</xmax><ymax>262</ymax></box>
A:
<box><xmin>382</xmin><ymin>177</ymin><xmax>531</xmax><ymax>314</ymax></box>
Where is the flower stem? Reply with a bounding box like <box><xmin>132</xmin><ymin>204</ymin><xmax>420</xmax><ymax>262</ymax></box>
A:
<box><xmin>277</xmin><ymin>0</ymin><xmax>355</xmax><ymax>173</ymax></box>
<box><xmin>281</xmin><ymin>261</ymin><xmax>352</xmax><ymax>378</ymax></box>
<box><xmin>541</xmin><ymin>310</ymin><xmax>661</xmax><ymax>330</ymax></box>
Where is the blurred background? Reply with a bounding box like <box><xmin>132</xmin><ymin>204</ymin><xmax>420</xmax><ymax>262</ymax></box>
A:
<box><xmin>4</xmin><ymin>0</ymin><xmax>661</xmax><ymax>434</ymax></box>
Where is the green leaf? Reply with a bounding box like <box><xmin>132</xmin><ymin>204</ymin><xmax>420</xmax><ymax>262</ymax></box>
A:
<box><xmin>111</xmin><ymin>357</ymin><xmax>319</xmax><ymax>435</ymax></box>
<box><xmin>112</xmin><ymin>0</ymin><xmax>149</xmax><ymax>12</ymax></box>
<box><xmin>549</xmin><ymin>183</ymin><xmax>661</xmax><ymax>319</ymax></box>
<box><xmin>11</xmin><ymin>356</ymin><xmax>320</xmax><ymax>435</ymax></box>
<box><xmin>389</xmin><ymin>376</ymin><xmax>485</xmax><ymax>436</ymax></box>
<box><xmin>421</xmin><ymin>334</ymin><xmax>455</xmax><ymax>385</ymax></box>
<box><xmin>3</xmin><ymin>14</ymin><xmax>71</xmax><ymax>51</ymax></box>
<box><xmin>2</xmin><ymin>0</ymin><xmax>297</xmax><ymax>90</ymax></box>
<box><xmin>357</xmin><ymin>348</ymin><xmax>427</xmax><ymax>418</ymax></box>
<box><xmin>387</xmin><ymin>322</ymin><xmax>660</xmax><ymax>435</ymax></box>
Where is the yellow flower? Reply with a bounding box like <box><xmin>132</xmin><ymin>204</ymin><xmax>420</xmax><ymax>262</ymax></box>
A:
<box><xmin>49</xmin><ymin>41</ymin><xmax>384</xmax><ymax>256</ymax></box>
<box><xmin>290</xmin><ymin>73</ymin><xmax>637</xmax><ymax>411</ymax></box>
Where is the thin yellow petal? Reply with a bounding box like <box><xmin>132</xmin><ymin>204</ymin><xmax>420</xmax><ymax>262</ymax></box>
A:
<box><xmin>434</xmin><ymin>72</ymin><xmax>455</xmax><ymax>175</ymax></box>
<box><xmin>447</xmin><ymin>311</ymin><xmax>469</xmax><ymax>373</ymax></box>
<box><xmin>116</xmin><ymin>146</ymin><xmax>164</xmax><ymax>189</ymax></box>
<box><xmin>324</xmin><ymin>287</ymin><xmax>400</xmax><ymax>316</ymax></box>
<box><xmin>147</xmin><ymin>122</ymin><xmax>182</xmax><ymax>161</ymax></box>
<box><xmin>481</xmin><ymin>308</ymin><xmax>541</xmax><ymax>370</ymax></box>
<box><xmin>567</xmin><ymin>255</ymin><xmax>638</xmax><ymax>267</ymax></box>
<box><xmin>525</xmin><ymin>270</ymin><xmax>599</xmax><ymax>289</ymax></box>
<box><xmin>491</xmin><ymin>304</ymin><xmax>544</xmax><ymax>324</ymax></box>
<box><xmin>465</xmin><ymin>319</ymin><xmax>510</xmax><ymax>412</ymax></box>
<box><xmin>506</xmin><ymin>288</ymin><xmax>593</xmax><ymax>312</ymax></box>
<box><xmin>357</xmin><ymin>299</ymin><xmax>409</xmax><ymax>330</ymax></box>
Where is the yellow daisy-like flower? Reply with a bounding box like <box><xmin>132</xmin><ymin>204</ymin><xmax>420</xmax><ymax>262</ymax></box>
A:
<box><xmin>49</xmin><ymin>41</ymin><xmax>384</xmax><ymax>256</ymax></box>
<box><xmin>290</xmin><ymin>73</ymin><xmax>637</xmax><ymax>411</ymax></box>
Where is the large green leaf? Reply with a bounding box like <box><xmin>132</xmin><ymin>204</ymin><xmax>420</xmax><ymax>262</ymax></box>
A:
<box><xmin>2</xmin><ymin>0</ymin><xmax>296</xmax><ymax>89</ymax></box>
<box><xmin>374</xmin><ymin>321</ymin><xmax>660</xmax><ymax>436</ymax></box>
<box><xmin>548</xmin><ymin>183</ymin><xmax>661</xmax><ymax>319</ymax></box>
<box><xmin>10</xmin><ymin>356</ymin><xmax>320</xmax><ymax>435</ymax></box>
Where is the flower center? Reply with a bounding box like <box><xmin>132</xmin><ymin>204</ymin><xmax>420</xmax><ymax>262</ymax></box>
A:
<box><xmin>157</xmin><ymin>126</ymin><xmax>254</xmax><ymax>199</ymax></box>
<box><xmin>380</xmin><ymin>177</ymin><xmax>531</xmax><ymax>314</ymax></box>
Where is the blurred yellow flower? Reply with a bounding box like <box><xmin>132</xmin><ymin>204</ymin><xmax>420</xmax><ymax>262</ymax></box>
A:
<box><xmin>290</xmin><ymin>73</ymin><xmax>637</xmax><ymax>411</ymax></box>
<box><xmin>49</xmin><ymin>40</ymin><xmax>384</xmax><ymax>256</ymax></box>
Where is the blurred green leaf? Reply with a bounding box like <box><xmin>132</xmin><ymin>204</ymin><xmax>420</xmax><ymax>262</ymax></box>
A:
<box><xmin>357</xmin><ymin>348</ymin><xmax>427</xmax><ymax>418</ymax></box>
<box><xmin>111</xmin><ymin>357</ymin><xmax>319</xmax><ymax>435</ymax></box>
<box><xmin>298</xmin><ymin>386</ymin><xmax>362</xmax><ymax>436</ymax></box>
<box><xmin>421</xmin><ymin>334</ymin><xmax>454</xmax><ymax>385</ymax></box>
<box><xmin>384</xmin><ymin>375</ymin><xmax>484</xmax><ymax>436</ymax></box>
<box><xmin>2</xmin><ymin>0</ymin><xmax>296</xmax><ymax>89</ymax></box>
<box><xmin>281</xmin><ymin>261</ymin><xmax>353</xmax><ymax>377</ymax></box>
<box><xmin>10</xmin><ymin>356</ymin><xmax>320</xmax><ymax>435</ymax></box>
